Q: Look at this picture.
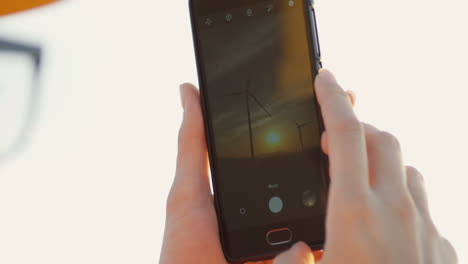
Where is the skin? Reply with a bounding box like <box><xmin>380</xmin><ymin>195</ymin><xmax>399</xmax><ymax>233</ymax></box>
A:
<box><xmin>160</xmin><ymin>69</ymin><xmax>457</xmax><ymax>264</ymax></box>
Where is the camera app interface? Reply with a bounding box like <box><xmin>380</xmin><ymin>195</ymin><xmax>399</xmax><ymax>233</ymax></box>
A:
<box><xmin>196</xmin><ymin>0</ymin><xmax>327</xmax><ymax>231</ymax></box>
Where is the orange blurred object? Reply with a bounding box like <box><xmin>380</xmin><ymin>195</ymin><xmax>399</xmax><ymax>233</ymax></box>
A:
<box><xmin>0</xmin><ymin>0</ymin><xmax>59</xmax><ymax>16</ymax></box>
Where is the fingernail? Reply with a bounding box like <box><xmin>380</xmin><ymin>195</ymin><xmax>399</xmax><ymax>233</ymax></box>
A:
<box><xmin>179</xmin><ymin>84</ymin><xmax>186</xmax><ymax>110</ymax></box>
<box><xmin>291</xmin><ymin>242</ymin><xmax>314</xmax><ymax>262</ymax></box>
<box><xmin>318</xmin><ymin>69</ymin><xmax>337</xmax><ymax>83</ymax></box>
<box><xmin>347</xmin><ymin>90</ymin><xmax>356</xmax><ymax>105</ymax></box>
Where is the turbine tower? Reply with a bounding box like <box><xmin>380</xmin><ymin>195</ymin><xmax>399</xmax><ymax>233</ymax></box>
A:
<box><xmin>229</xmin><ymin>89</ymin><xmax>271</xmax><ymax>158</ymax></box>
<box><xmin>295</xmin><ymin>121</ymin><xmax>313</xmax><ymax>151</ymax></box>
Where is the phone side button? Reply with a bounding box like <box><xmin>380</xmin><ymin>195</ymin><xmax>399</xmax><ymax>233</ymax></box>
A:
<box><xmin>266</xmin><ymin>228</ymin><xmax>292</xmax><ymax>246</ymax></box>
<box><xmin>316</xmin><ymin>60</ymin><xmax>323</xmax><ymax>70</ymax></box>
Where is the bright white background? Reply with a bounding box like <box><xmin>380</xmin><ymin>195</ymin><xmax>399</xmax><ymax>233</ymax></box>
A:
<box><xmin>0</xmin><ymin>0</ymin><xmax>466</xmax><ymax>263</ymax></box>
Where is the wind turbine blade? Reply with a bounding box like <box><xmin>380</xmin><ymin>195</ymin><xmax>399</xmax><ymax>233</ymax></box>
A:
<box><xmin>227</xmin><ymin>90</ymin><xmax>247</xmax><ymax>96</ymax></box>
<box><xmin>248</xmin><ymin>92</ymin><xmax>272</xmax><ymax>117</ymax></box>
<box><xmin>299</xmin><ymin>121</ymin><xmax>314</xmax><ymax>127</ymax></box>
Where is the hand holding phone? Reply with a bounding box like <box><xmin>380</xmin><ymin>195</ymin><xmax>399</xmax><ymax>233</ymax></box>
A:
<box><xmin>160</xmin><ymin>71</ymin><xmax>457</xmax><ymax>264</ymax></box>
<box><xmin>190</xmin><ymin>0</ymin><xmax>327</xmax><ymax>260</ymax></box>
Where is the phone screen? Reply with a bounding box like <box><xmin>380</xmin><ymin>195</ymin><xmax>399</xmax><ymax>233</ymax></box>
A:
<box><xmin>192</xmin><ymin>0</ymin><xmax>327</xmax><ymax>258</ymax></box>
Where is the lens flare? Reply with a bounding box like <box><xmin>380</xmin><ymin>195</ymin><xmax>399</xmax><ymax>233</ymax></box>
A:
<box><xmin>266</xmin><ymin>132</ymin><xmax>280</xmax><ymax>147</ymax></box>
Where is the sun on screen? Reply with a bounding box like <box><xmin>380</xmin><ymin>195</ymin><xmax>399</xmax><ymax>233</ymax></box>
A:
<box><xmin>266</xmin><ymin>131</ymin><xmax>281</xmax><ymax>147</ymax></box>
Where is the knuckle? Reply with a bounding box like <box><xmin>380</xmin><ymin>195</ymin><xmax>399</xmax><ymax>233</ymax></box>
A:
<box><xmin>165</xmin><ymin>188</ymin><xmax>180</xmax><ymax>216</ymax></box>
<box><xmin>395</xmin><ymin>206</ymin><xmax>416</xmax><ymax>225</ymax></box>
<box><xmin>406</xmin><ymin>167</ymin><xmax>426</xmax><ymax>189</ymax></box>
<box><xmin>365</xmin><ymin>127</ymin><xmax>380</xmax><ymax>141</ymax></box>
<box><xmin>380</xmin><ymin>131</ymin><xmax>400</xmax><ymax>149</ymax></box>
<box><xmin>364</xmin><ymin>128</ymin><xmax>379</xmax><ymax>140</ymax></box>
<box><xmin>406</xmin><ymin>166</ymin><xmax>424</xmax><ymax>181</ymax></box>
<box><xmin>166</xmin><ymin>182</ymin><xmax>213</xmax><ymax>220</ymax></box>
<box><xmin>377</xmin><ymin>131</ymin><xmax>401</xmax><ymax>150</ymax></box>
<box><xmin>331</xmin><ymin>118</ymin><xmax>363</xmax><ymax>135</ymax></box>
<box><xmin>165</xmin><ymin>185</ymin><xmax>192</xmax><ymax>217</ymax></box>
<box><xmin>386</xmin><ymin>193</ymin><xmax>417</xmax><ymax>222</ymax></box>
<box><xmin>333</xmin><ymin>179</ymin><xmax>368</xmax><ymax>199</ymax></box>
<box><xmin>367</xmin><ymin>131</ymin><xmax>402</xmax><ymax>154</ymax></box>
<box><xmin>405</xmin><ymin>166</ymin><xmax>420</xmax><ymax>176</ymax></box>
<box><xmin>177</xmin><ymin>117</ymin><xmax>204</xmax><ymax>146</ymax></box>
<box><xmin>177</xmin><ymin>124</ymin><xmax>187</xmax><ymax>146</ymax></box>
<box><xmin>334</xmin><ymin>188</ymin><xmax>372</xmax><ymax>219</ymax></box>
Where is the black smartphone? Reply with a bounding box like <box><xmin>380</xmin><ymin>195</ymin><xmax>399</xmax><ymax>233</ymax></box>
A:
<box><xmin>189</xmin><ymin>0</ymin><xmax>327</xmax><ymax>262</ymax></box>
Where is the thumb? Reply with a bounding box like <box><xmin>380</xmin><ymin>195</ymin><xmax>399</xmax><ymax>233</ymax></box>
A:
<box><xmin>273</xmin><ymin>242</ymin><xmax>315</xmax><ymax>264</ymax></box>
<box><xmin>167</xmin><ymin>83</ymin><xmax>212</xmax><ymax>217</ymax></box>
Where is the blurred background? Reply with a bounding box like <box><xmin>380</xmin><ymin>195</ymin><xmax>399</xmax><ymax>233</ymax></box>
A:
<box><xmin>0</xmin><ymin>0</ymin><xmax>466</xmax><ymax>263</ymax></box>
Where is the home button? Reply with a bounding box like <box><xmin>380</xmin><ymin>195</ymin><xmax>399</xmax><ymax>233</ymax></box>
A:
<box><xmin>266</xmin><ymin>228</ymin><xmax>292</xmax><ymax>246</ymax></box>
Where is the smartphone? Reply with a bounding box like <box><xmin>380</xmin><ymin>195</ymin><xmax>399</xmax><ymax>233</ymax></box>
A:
<box><xmin>189</xmin><ymin>0</ymin><xmax>328</xmax><ymax>262</ymax></box>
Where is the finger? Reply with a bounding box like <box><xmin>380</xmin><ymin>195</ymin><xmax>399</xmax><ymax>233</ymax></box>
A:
<box><xmin>406</xmin><ymin>166</ymin><xmax>430</xmax><ymax>216</ymax></box>
<box><xmin>167</xmin><ymin>83</ymin><xmax>211</xmax><ymax>217</ymax></box>
<box><xmin>312</xmin><ymin>250</ymin><xmax>323</xmax><ymax>262</ymax></box>
<box><xmin>360</xmin><ymin>123</ymin><xmax>380</xmax><ymax>187</ymax></box>
<box><xmin>321</xmin><ymin>91</ymin><xmax>356</xmax><ymax>155</ymax></box>
<box><xmin>315</xmin><ymin>69</ymin><xmax>369</xmax><ymax>193</ymax></box>
<box><xmin>323</xmin><ymin>123</ymin><xmax>378</xmax><ymax>186</ymax></box>
<box><xmin>440</xmin><ymin>237</ymin><xmax>458</xmax><ymax>264</ymax></box>
<box><xmin>273</xmin><ymin>242</ymin><xmax>315</xmax><ymax>264</ymax></box>
<box><xmin>246</xmin><ymin>261</ymin><xmax>273</xmax><ymax>264</ymax></box>
<box><xmin>320</xmin><ymin>131</ymin><xmax>328</xmax><ymax>155</ymax></box>
<box><xmin>366</xmin><ymin>128</ymin><xmax>406</xmax><ymax>196</ymax></box>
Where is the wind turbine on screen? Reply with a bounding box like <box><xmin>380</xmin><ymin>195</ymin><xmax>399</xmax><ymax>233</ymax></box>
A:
<box><xmin>228</xmin><ymin>68</ymin><xmax>271</xmax><ymax>159</ymax></box>
<box><xmin>295</xmin><ymin>121</ymin><xmax>313</xmax><ymax>151</ymax></box>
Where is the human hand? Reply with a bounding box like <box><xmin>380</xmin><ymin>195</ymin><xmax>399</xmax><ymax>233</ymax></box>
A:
<box><xmin>160</xmin><ymin>83</ymin><xmax>339</xmax><ymax>264</ymax></box>
<box><xmin>274</xmin><ymin>69</ymin><xmax>458</xmax><ymax>264</ymax></box>
<box><xmin>160</xmin><ymin>83</ymin><xmax>272</xmax><ymax>264</ymax></box>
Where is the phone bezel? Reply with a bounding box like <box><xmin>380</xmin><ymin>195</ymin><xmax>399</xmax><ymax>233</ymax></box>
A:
<box><xmin>188</xmin><ymin>0</ymin><xmax>329</xmax><ymax>262</ymax></box>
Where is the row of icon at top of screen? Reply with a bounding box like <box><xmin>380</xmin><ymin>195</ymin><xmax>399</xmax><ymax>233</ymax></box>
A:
<box><xmin>204</xmin><ymin>0</ymin><xmax>295</xmax><ymax>26</ymax></box>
